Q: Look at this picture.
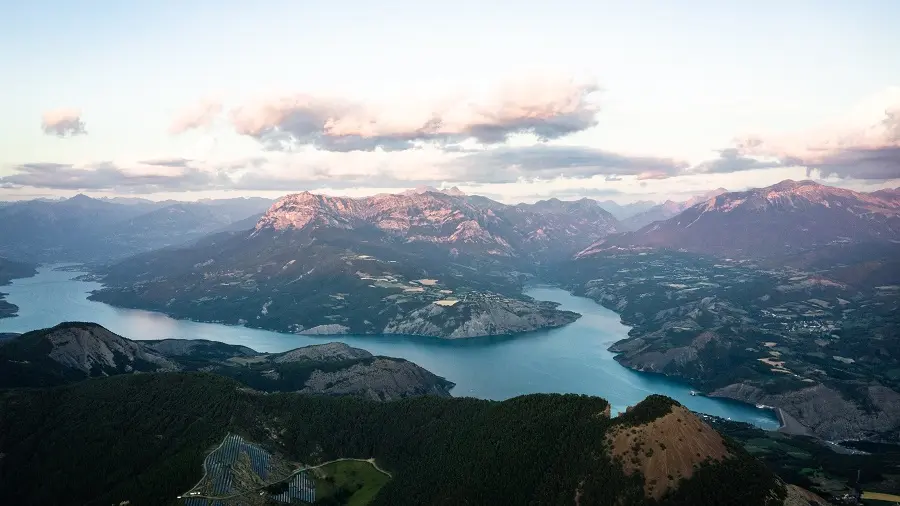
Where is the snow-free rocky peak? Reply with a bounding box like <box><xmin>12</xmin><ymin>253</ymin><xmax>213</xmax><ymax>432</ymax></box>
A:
<box><xmin>577</xmin><ymin>179</ymin><xmax>900</xmax><ymax>259</ymax></box>
<box><xmin>252</xmin><ymin>189</ymin><xmax>620</xmax><ymax>258</ymax></box>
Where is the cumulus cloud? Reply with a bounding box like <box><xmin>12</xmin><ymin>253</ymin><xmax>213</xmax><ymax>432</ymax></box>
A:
<box><xmin>449</xmin><ymin>145</ymin><xmax>688</xmax><ymax>183</ymax></box>
<box><xmin>228</xmin><ymin>78</ymin><xmax>601</xmax><ymax>152</ymax></box>
<box><xmin>733</xmin><ymin>88</ymin><xmax>900</xmax><ymax>180</ymax></box>
<box><xmin>169</xmin><ymin>99</ymin><xmax>222</xmax><ymax>134</ymax></box>
<box><xmin>41</xmin><ymin>109</ymin><xmax>86</xmax><ymax>137</ymax></box>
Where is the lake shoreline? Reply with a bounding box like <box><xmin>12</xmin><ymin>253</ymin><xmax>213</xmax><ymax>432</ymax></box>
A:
<box><xmin>0</xmin><ymin>265</ymin><xmax>780</xmax><ymax>429</ymax></box>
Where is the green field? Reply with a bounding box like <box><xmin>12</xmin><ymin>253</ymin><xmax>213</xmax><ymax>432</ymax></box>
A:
<box><xmin>314</xmin><ymin>460</ymin><xmax>391</xmax><ymax>506</ymax></box>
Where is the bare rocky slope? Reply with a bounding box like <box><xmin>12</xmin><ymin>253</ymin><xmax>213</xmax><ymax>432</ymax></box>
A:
<box><xmin>0</xmin><ymin>322</ymin><xmax>453</xmax><ymax>399</ymax></box>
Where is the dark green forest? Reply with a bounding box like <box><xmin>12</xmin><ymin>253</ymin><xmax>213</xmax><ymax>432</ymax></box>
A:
<box><xmin>0</xmin><ymin>373</ymin><xmax>786</xmax><ymax>506</ymax></box>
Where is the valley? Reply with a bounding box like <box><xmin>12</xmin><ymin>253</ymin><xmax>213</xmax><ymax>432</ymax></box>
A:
<box><xmin>0</xmin><ymin>181</ymin><xmax>898</xmax><ymax>505</ymax></box>
<box><xmin>0</xmin><ymin>265</ymin><xmax>778</xmax><ymax>425</ymax></box>
<box><xmin>6</xmin><ymin>7</ymin><xmax>899</xmax><ymax>504</ymax></box>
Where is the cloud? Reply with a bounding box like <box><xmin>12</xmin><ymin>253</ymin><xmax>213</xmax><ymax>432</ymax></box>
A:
<box><xmin>802</xmin><ymin>147</ymin><xmax>900</xmax><ymax>180</ymax></box>
<box><xmin>41</xmin><ymin>109</ymin><xmax>86</xmax><ymax>137</ymax></box>
<box><xmin>138</xmin><ymin>158</ymin><xmax>193</xmax><ymax>167</ymax></box>
<box><xmin>733</xmin><ymin>87</ymin><xmax>900</xmax><ymax>180</ymax></box>
<box><xmin>228</xmin><ymin>78</ymin><xmax>601</xmax><ymax>152</ymax></box>
<box><xmin>690</xmin><ymin>148</ymin><xmax>784</xmax><ymax>174</ymax></box>
<box><xmin>169</xmin><ymin>99</ymin><xmax>222</xmax><ymax>134</ymax></box>
<box><xmin>635</xmin><ymin>171</ymin><xmax>673</xmax><ymax>180</ymax></box>
<box><xmin>449</xmin><ymin>145</ymin><xmax>688</xmax><ymax>183</ymax></box>
<box><xmin>518</xmin><ymin>186</ymin><xmax>625</xmax><ymax>201</ymax></box>
<box><xmin>0</xmin><ymin>162</ymin><xmax>225</xmax><ymax>193</ymax></box>
<box><xmin>0</xmin><ymin>157</ymin><xmax>443</xmax><ymax>194</ymax></box>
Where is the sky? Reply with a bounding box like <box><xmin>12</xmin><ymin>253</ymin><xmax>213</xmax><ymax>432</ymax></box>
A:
<box><xmin>1</xmin><ymin>0</ymin><xmax>899</xmax><ymax>204</ymax></box>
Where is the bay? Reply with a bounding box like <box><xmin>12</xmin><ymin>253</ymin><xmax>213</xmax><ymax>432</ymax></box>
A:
<box><xmin>0</xmin><ymin>265</ymin><xmax>778</xmax><ymax>428</ymax></box>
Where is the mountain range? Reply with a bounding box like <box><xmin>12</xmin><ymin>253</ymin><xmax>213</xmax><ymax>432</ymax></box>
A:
<box><xmin>619</xmin><ymin>188</ymin><xmax>729</xmax><ymax>231</ymax></box>
<box><xmin>3</xmin><ymin>179</ymin><xmax>899</xmax><ymax>504</ymax></box>
<box><xmin>595</xmin><ymin>199</ymin><xmax>658</xmax><ymax>220</ymax></box>
<box><xmin>579</xmin><ymin>180</ymin><xmax>900</xmax><ymax>259</ymax></box>
<box><xmin>0</xmin><ymin>194</ymin><xmax>274</xmax><ymax>263</ymax></box>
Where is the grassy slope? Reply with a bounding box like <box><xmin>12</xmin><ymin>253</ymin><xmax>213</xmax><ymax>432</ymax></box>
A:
<box><xmin>315</xmin><ymin>460</ymin><xmax>391</xmax><ymax>506</ymax></box>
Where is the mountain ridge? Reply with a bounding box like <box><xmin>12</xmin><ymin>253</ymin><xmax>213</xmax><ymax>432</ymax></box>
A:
<box><xmin>619</xmin><ymin>188</ymin><xmax>729</xmax><ymax>231</ymax></box>
<box><xmin>578</xmin><ymin>179</ymin><xmax>900</xmax><ymax>259</ymax></box>
<box><xmin>0</xmin><ymin>194</ymin><xmax>275</xmax><ymax>263</ymax></box>
<box><xmin>0</xmin><ymin>322</ymin><xmax>454</xmax><ymax>399</ymax></box>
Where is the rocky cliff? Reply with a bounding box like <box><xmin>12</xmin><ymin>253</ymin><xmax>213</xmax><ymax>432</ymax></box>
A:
<box><xmin>710</xmin><ymin>382</ymin><xmax>900</xmax><ymax>441</ymax></box>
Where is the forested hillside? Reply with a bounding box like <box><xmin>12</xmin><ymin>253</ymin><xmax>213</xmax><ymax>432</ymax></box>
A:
<box><xmin>0</xmin><ymin>373</ymin><xmax>789</xmax><ymax>506</ymax></box>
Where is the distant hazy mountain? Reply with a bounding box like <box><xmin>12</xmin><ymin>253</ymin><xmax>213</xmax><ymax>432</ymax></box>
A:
<box><xmin>870</xmin><ymin>187</ymin><xmax>900</xmax><ymax>201</ymax></box>
<box><xmin>400</xmin><ymin>185</ymin><xmax>466</xmax><ymax>196</ymax></box>
<box><xmin>516</xmin><ymin>197</ymin><xmax>622</xmax><ymax>236</ymax></box>
<box><xmin>579</xmin><ymin>180</ymin><xmax>900</xmax><ymax>259</ymax></box>
<box><xmin>0</xmin><ymin>194</ymin><xmax>274</xmax><ymax>263</ymax></box>
<box><xmin>595</xmin><ymin>199</ymin><xmax>658</xmax><ymax>220</ymax></box>
<box><xmin>620</xmin><ymin>188</ymin><xmax>729</xmax><ymax>231</ymax></box>
<box><xmin>0</xmin><ymin>322</ymin><xmax>453</xmax><ymax>398</ymax></box>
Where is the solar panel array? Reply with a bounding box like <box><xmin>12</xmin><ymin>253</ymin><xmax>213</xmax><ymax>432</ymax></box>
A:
<box><xmin>202</xmin><ymin>434</ymin><xmax>273</xmax><ymax>496</ymax></box>
<box><xmin>182</xmin><ymin>498</ymin><xmax>224</xmax><ymax>506</ymax></box>
<box><xmin>272</xmin><ymin>471</ymin><xmax>316</xmax><ymax>504</ymax></box>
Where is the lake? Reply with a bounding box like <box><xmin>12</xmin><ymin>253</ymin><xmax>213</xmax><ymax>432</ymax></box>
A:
<box><xmin>0</xmin><ymin>265</ymin><xmax>778</xmax><ymax>428</ymax></box>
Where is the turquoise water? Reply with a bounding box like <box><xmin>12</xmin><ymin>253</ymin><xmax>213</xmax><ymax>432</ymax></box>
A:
<box><xmin>0</xmin><ymin>266</ymin><xmax>778</xmax><ymax>428</ymax></box>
